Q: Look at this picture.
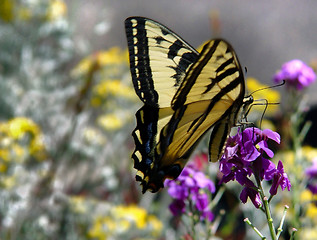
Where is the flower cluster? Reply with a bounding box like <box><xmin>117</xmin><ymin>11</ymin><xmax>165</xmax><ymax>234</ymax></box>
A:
<box><xmin>219</xmin><ymin>128</ymin><xmax>291</xmax><ymax>208</ymax></box>
<box><xmin>273</xmin><ymin>59</ymin><xmax>316</xmax><ymax>90</ymax></box>
<box><xmin>165</xmin><ymin>163</ymin><xmax>215</xmax><ymax>221</ymax></box>
<box><xmin>88</xmin><ymin>204</ymin><xmax>163</xmax><ymax>240</ymax></box>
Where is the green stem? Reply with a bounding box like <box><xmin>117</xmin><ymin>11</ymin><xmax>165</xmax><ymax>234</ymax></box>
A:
<box><xmin>244</xmin><ymin>218</ymin><xmax>266</xmax><ymax>240</ymax></box>
<box><xmin>256</xmin><ymin>177</ymin><xmax>277</xmax><ymax>240</ymax></box>
<box><xmin>276</xmin><ymin>205</ymin><xmax>289</xmax><ymax>239</ymax></box>
<box><xmin>289</xmin><ymin>107</ymin><xmax>303</xmax><ymax>232</ymax></box>
<box><xmin>290</xmin><ymin>228</ymin><xmax>298</xmax><ymax>240</ymax></box>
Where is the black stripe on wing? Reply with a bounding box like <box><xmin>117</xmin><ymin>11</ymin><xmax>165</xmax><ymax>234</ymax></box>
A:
<box><xmin>172</xmin><ymin>39</ymin><xmax>221</xmax><ymax>109</ymax></box>
<box><xmin>125</xmin><ymin>18</ymin><xmax>159</xmax><ymax>106</ymax></box>
<box><xmin>160</xmin><ymin>76</ymin><xmax>243</xmax><ymax>161</ymax></box>
<box><xmin>208</xmin><ymin>106</ymin><xmax>236</xmax><ymax>162</ymax></box>
<box><xmin>132</xmin><ymin>105</ymin><xmax>158</xmax><ymax>175</ymax></box>
<box><xmin>125</xmin><ymin>17</ymin><xmax>199</xmax><ymax>107</ymax></box>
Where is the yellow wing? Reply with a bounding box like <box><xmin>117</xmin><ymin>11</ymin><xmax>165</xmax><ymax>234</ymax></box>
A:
<box><xmin>125</xmin><ymin>16</ymin><xmax>199</xmax><ymax>108</ymax></box>
<box><xmin>126</xmin><ymin>17</ymin><xmax>249</xmax><ymax>193</ymax></box>
<box><xmin>159</xmin><ymin>40</ymin><xmax>245</xmax><ymax>165</ymax></box>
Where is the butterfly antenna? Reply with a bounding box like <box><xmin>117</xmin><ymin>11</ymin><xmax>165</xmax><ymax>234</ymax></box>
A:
<box><xmin>249</xmin><ymin>80</ymin><xmax>285</xmax><ymax>96</ymax></box>
<box><xmin>245</xmin><ymin>99</ymin><xmax>280</xmax><ymax>128</ymax></box>
<box><xmin>259</xmin><ymin>99</ymin><xmax>268</xmax><ymax>129</ymax></box>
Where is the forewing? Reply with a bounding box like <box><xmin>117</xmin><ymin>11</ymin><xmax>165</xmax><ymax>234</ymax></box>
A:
<box><xmin>125</xmin><ymin>17</ymin><xmax>199</xmax><ymax>107</ymax></box>
<box><xmin>172</xmin><ymin>39</ymin><xmax>244</xmax><ymax>108</ymax></box>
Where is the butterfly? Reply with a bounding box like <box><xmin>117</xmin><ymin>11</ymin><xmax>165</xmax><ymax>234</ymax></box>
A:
<box><xmin>125</xmin><ymin>16</ymin><xmax>253</xmax><ymax>193</ymax></box>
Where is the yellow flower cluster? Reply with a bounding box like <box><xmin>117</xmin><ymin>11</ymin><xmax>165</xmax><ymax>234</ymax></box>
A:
<box><xmin>88</xmin><ymin>205</ymin><xmax>163</xmax><ymax>239</ymax></box>
<box><xmin>0</xmin><ymin>0</ymin><xmax>67</xmax><ymax>22</ymax></box>
<box><xmin>47</xmin><ymin>0</ymin><xmax>67</xmax><ymax>21</ymax></box>
<box><xmin>278</xmin><ymin>146</ymin><xmax>317</xmax><ymax>175</ymax></box>
<box><xmin>91</xmin><ymin>79</ymin><xmax>136</xmax><ymax>107</ymax></box>
<box><xmin>0</xmin><ymin>0</ymin><xmax>14</xmax><ymax>22</ymax></box>
<box><xmin>69</xmin><ymin>196</ymin><xmax>90</xmax><ymax>214</ymax></box>
<box><xmin>299</xmin><ymin>228</ymin><xmax>317</xmax><ymax>240</ymax></box>
<box><xmin>0</xmin><ymin>117</ymin><xmax>46</xmax><ymax>172</ymax></box>
<box><xmin>301</xmin><ymin>190</ymin><xmax>317</xmax><ymax>221</ymax></box>
<box><xmin>97</xmin><ymin>114</ymin><xmax>124</xmax><ymax>131</ymax></box>
<box><xmin>72</xmin><ymin>47</ymin><xmax>129</xmax><ymax>77</ymax></box>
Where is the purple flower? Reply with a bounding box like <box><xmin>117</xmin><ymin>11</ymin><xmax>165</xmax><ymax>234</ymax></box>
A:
<box><xmin>305</xmin><ymin>158</ymin><xmax>317</xmax><ymax>194</ymax></box>
<box><xmin>219</xmin><ymin>128</ymin><xmax>291</xmax><ymax>207</ymax></box>
<box><xmin>307</xmin><ymin>184</ymin><xmax>317</xmax><ymax>195</ymax></box>
<box><xmin>269</xmin><ymin>161</ymin><xmax>292</xmax><ymax>196</ymax></box>
<box><xmin>305</xmin><ymin>158</ymin><xmax>317</xmax><ymax>178</ymax></box>
<box><xmin>240</xmin><ymin>184</ymin><xmax>262</xmax><ymax>208</ymax></box>
<box><xmin>169</xmin><ymin>199</ymin><xmax>186</xmax><ymax>216</ymax></box>
<box><xmin>194</xmin><ymin>193</ymin><xmax>214</xmax><ymax>221</ymax></box>
<box><xmin>165</xmin><ymin>162</ymin><xmax>215</xmax><ymax>221</ymax></box>
<box><xmin>273</xmin><ymin>59</ymin><xmax>316</xmax><ymax>90</ymax></box>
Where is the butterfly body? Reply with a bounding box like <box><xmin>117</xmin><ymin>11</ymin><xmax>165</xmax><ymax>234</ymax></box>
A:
<box><xmin>125</xmin><ymin>17</ymin><xmax>251</xmax><ymax>193</ymax></box>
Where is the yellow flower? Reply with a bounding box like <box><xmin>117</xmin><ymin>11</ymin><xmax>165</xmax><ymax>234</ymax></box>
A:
<box><xmin>90</xmin><ymin>97</ymin><xmax>102</xmax><ymax>107</ymax></box>
<box><xmin>113</xmin><ymin>205</ymin><xmax>147</xmax><ymax>229</ymax></box>
<box><xmin>98</xmin><ymin>114</ymin><xmax>123</xmax><ymax>131</ymax></box>
<box><xmin>47</xmin><ymin>0</ymin><xmax>67</xmax><ymax>21</ymax></box>
<box><xmin>72</xmin><ymin>57</ymin><xmax>93</xmax><ymax>77</ymax></box>
<box><xmin>0</xmin><ymin>117</ymin><xmax>46</xmax><ymax>161</ymax></box>
<box><xmin>302</xmin><ymin>146</ymin><xmax>317</xmax><ymax>161</ymax></box>
<box><xmin>299</xmin><ymin>228</ymin><xmax>317</xmax><ymax>240</ymax></box>
<box><xmin>1</xmin><ymin>175</ymin><xmax>16</xmax><ymax>188</ymax></box>
<box><xmin>72</xmin><ymin>48</ymin><xmax>128</xmax><ymax>77</ymax></box>
<box><xmin>0</xmin><ymin>149</ymin><xmax>10</xmax><ymax>162</ymax></box>
<box><xmin>88</xmin><ymin>216</ymin><xmax>109</xmax><ymax>239</ymax></box>
<box><xmin>147</xmin><ymin>215</ymin><xmax>163</xmax><ymax>236</ymax></box>
<box><xmin>0</xmin><ymin>161</ymin><xmax>8</xmax><ymax>173</ymax></box>
<box><xmin>11</xmin><ymin>144</ymin><xmax>26</xmax><ymax>161</ymax></box>
<box><xmin>246</xmin><ymin>77</ymin><xmax>280</xmax><ymax>115</ymax></box>
<box><xmin>306</xmin><ymin>203</ymin><xmax>317</xmax><ymax>222</ymax></box>
<box><xmin>17</xmin><ymin>7</ymin><xmax>32</xmax><ymax>21</ymax></box>
<box><xmin>0</xmin><ymin>0</ymin><xmax>14</xmax><ymax>22</ymax></box>
<box><xmin>88</xmin><ymin>205</ymin><xmax>163</xmax><ymax>239</ymax></box>
<box><xmin>6</xmin><ymin>117</ymin><xmax>40</xmax><ymax>139</ymax></box>
<box><xmin>97</xmin><ymin>47</ymin><xmax>128</xmax><ymax>66</ymax></box>
<box><xmin>93</xmin><ymin>79</ymin><xmax>136</xmax><ymax>100</ymax></box>
<box><xmin>300</xmin><ymin>189</ymin><xmax>314</xmax><ymax>203</ymax></box>
<box><xmin>69</xmin><ymin>196</ymin><xmax>87</xmax><ymax>214</ymax></box>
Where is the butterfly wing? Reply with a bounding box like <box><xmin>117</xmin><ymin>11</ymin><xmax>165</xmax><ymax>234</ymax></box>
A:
<box><xmin>125</xmin><ymin>17</ymin><xmax>200</xmax><ymax>192</ymax></box>
<box><xmin>125</xmin><ymin>16</ymin><xmax>199</xmax><ymax>107</ymax></box>
<box><xmin>126</xmin><ymin>17</ymin><xmax>246</xmax><ymax>193</ymax></box>
<box><xmin>157</xmin><ymin>40</ymin><xmax>245</xmax><ymax>173</ymax></box>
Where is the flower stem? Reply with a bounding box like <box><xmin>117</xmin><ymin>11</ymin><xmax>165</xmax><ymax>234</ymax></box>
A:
<box><xmin>244</xmin><ymin>218</ymin><xmax>266</xmax><ymax>239</ymax></box>
<box><xmin>290</xmin><ymin>228</ymin><xmax>297</xmax><ymax>240</ymax></box>
<box><xmin>289</xmin><ymin>100</ymin><xmax>304</xmax><ymax>232</ymax></box>
<box><xmin>256</xmin><ymin>177</ymin><xmax>277</xmax><ymax>240</ymax></box>
<box><xmin>276</xmin><ymin>205</ymin><xmax>289</xmax><ymax>239</ymax></box>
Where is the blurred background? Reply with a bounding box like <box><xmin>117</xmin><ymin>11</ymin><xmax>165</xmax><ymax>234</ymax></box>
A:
<box><xmin>0</xmin><ymin>0</ymin><xmax>317</xmax><ymax>239</ymax></box>
<box><xmin>68</xmin><ymin>0</ymin><xmax>317</xmax><ymax>102</ymax></box>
